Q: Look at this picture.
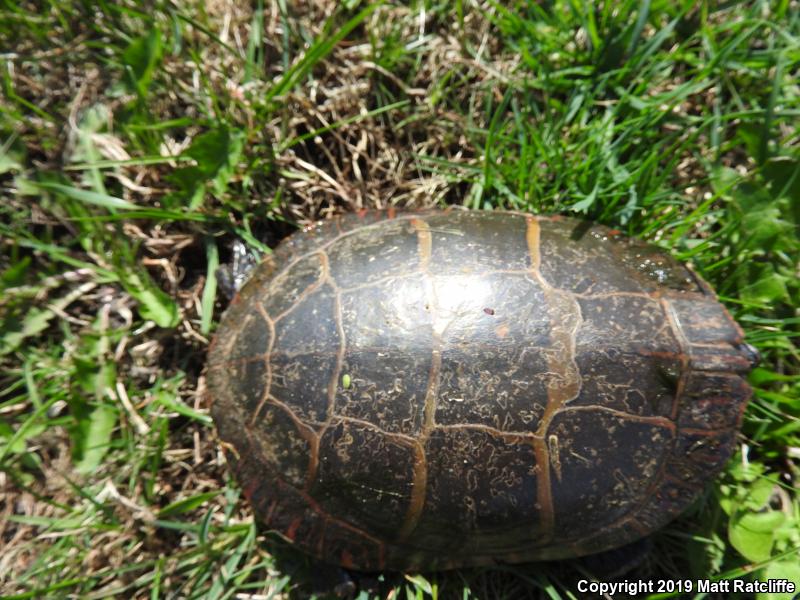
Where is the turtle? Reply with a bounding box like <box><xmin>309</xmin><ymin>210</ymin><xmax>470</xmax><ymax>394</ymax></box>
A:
<box><xmin>206</xmin><ymin>209</ymin><xmax>756</xmax><ymax>573</ymax></box>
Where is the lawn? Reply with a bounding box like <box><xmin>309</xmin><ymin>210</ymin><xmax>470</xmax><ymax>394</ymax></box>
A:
<box><xmin>1</xmin><ymin>1</ymin><xmax>799</xmax><ymax>598</ymax></box>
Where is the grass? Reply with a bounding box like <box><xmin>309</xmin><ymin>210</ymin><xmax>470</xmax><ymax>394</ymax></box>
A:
<box><xmin>1</xmin><ymin>0</ymin><xmax>799</xmax><ymax>598</ymax></box>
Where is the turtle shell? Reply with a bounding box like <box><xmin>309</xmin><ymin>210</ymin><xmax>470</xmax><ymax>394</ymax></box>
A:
<box><xmin>207</xmin><ymin>209</ymin><xmax>753</xmax><ymax>571</ymax></box>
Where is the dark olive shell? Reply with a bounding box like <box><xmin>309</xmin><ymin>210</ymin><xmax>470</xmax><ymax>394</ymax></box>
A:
<box><xmin>207</xmin><ymin>210</ymin><xmax>753</xmax><ymax>571</ymax></box>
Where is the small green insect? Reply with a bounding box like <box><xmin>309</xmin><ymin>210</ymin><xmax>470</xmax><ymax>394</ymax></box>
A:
<box><xmin>342</xmin><ymin>373</ymin><xmax>351</xmax><ymax>389</ymax></box>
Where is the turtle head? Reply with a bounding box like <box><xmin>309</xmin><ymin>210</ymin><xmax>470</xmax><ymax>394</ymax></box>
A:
<box><xmin>216</xmin><ymin>239</ymin><xmax>261</xmax><ymax>301</ymax></box>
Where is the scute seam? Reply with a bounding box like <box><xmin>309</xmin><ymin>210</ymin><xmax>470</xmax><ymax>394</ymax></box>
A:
<box><xmin>526</xmin><ymin>215</ymin><xmax>584</xmax><ymax>542</ymax></box>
